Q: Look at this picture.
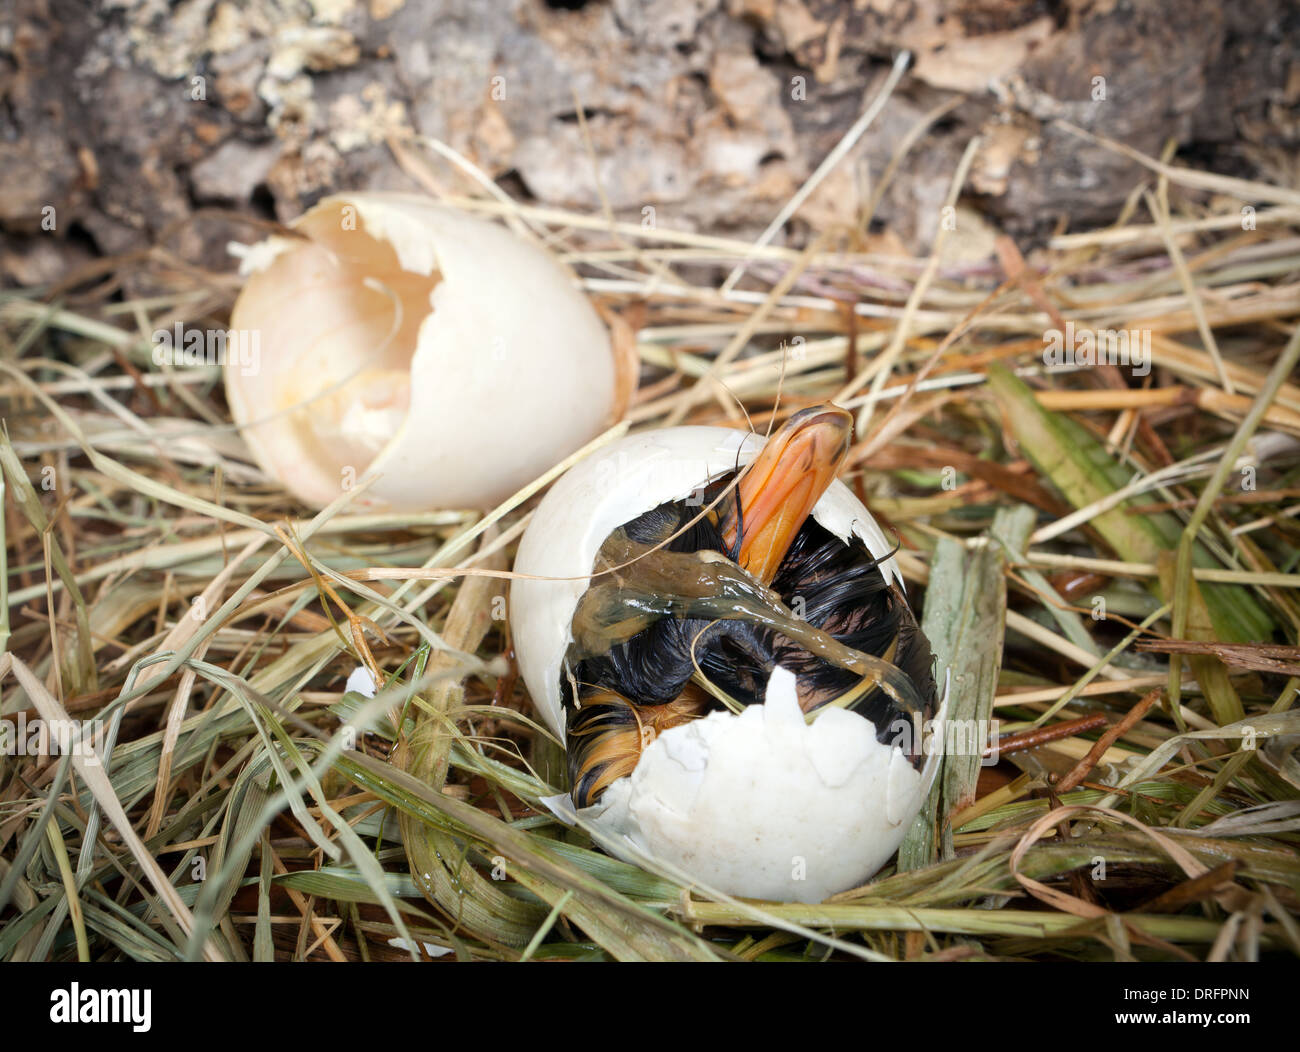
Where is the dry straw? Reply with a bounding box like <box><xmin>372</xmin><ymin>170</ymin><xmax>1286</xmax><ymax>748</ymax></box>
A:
<box><xmin>2</xmin><ymin>104</ymin><xmax>1299</xmax><ymax>961</ymax></box>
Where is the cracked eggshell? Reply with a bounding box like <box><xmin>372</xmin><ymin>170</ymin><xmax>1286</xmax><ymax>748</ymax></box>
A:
<box><xmin>227</xmin><ymin>192</ymin><xmax>625</xmax><ymax>512</ymax></box>
<box><xmin>511</xmin><ymin>424</ymin><xmax>939</xmax><ymax>901</ymax></box>
<box><xmin>593</xmin><ymin>667</ymin><xmax>940</xmax><ymax>902</ymax></box>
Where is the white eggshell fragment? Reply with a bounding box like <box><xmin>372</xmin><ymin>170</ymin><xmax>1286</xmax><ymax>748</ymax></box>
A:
<box><xmin>226</xmin><ymin>192</ymin><xmax>621</xmax><ymax>511</ymax></box>
<box><xmin>593</xmin><ymin>667</ymin><xmax>937</xmax><ymax>903</ymax></box>
<box><xmin>511</xmin><ymin>423</ymin><xmax>941</xmax><ymax>902</ymax></box>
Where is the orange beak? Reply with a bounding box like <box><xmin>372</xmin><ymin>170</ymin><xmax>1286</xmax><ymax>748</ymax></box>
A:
<box><xmin>719</xmin><ymin>404</ymin><xmax>853</xmax><ymax>584</ymax></box>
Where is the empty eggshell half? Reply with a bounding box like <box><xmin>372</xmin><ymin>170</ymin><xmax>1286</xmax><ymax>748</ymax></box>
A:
<box><xmin>511</xmin><ymin>424</ymin><xmax>944</xmax><ymax>901</ymax></box>
<box><xmin>227</xmin><ymin>192</ymin><xmax>624</xmax><ymax>511</ymax></box>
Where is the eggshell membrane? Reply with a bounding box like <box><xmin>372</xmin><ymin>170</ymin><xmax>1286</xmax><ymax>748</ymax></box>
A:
<box><xmin>510</xmin><ymin>425</ymin><xmax>901</xmax><ymax>740</ymax></box>
<box><xmin>511</xmin><ymin>424</ymin><xmax>939</xmax><ymax>900</ymax></box>
<box><xmin>227</xmin><ymin>193</ymin><xmax>617</xmax><ymax>511</ymax></box>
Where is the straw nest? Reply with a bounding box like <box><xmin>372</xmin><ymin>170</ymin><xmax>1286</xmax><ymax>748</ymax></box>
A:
<box><xmin>2</xmin><ymin>112</ymin><xmax>1299</xmax><ymax>961</ymax></box>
